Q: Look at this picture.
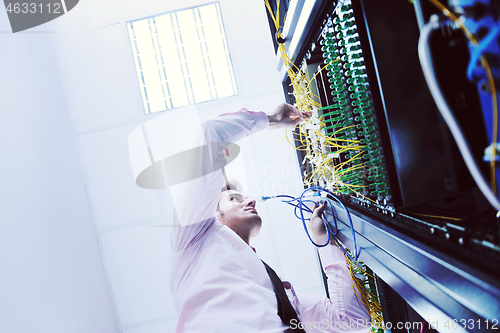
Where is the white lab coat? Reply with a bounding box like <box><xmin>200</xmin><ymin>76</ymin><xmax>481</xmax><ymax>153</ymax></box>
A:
<box><xmin>169</xmin><ymin>109</ymin><xmax>370</xmax><ymax>333</ymax></box>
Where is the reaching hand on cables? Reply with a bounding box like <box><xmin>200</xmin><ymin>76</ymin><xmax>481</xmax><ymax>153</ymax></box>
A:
<box><xmin>264</xmin><ymin>187</ymin><xmax>358</xmax><ymax>261</ymax></box>
<box><xmin>308</xmin><ymin>202</ymin><xmax>329</xmax><ymax>245</ymax></box>
<box><xmin>267</xmin><ymin>102</ymin><xmax>312</xmax><ymax>129</ymax></box>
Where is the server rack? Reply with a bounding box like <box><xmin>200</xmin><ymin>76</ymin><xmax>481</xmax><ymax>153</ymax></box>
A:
<box><xmin>265</xmin><ymin>1</ymin><xmax>500</xmax><ymax>332</ymax></box>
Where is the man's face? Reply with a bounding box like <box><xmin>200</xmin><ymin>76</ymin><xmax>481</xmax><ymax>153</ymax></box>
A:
<box><xmin>217</xmin><ymin>190</ymin><xmax>262</xmax><ymax>240</ymax></box>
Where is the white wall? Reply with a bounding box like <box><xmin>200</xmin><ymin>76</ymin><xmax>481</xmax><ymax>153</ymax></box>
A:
<box><xmin>0</xmin><ymin>9</ymin><xmax>119</xmax><ymax>333</ymax></box>
<box><xmin>0</xmin><ymin>1</ymin><xmax>327</xmax><ymax>332</ymax></box>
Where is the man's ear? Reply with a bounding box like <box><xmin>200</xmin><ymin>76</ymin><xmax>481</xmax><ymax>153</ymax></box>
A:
<box><xmin>216</xmin><ymin>203</ymin><xmax>224</xmax><ymax>219</ymax></box>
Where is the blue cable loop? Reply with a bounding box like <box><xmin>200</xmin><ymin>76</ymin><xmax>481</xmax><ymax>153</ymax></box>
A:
<box><xmin>266</xmin><ymin>187</ymin><xmax>359</xmax><ymax>261</ymax></box>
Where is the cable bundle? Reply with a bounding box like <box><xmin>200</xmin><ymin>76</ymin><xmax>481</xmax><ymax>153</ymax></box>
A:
<box><xmin>264</xmin><ymin>0</ymin><xmax>321</xmax><ymax>116</ymax></box>
<box><xmin>263</xmin><ymin>185</ymin><xmax>386</xmax><ymax>332</ymax></box>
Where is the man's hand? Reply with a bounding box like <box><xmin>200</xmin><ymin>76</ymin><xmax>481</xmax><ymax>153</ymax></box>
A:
<box><xmin>309</xmin><ymin>202</ymin><xmax>329</xmax><ymax>245</ymax></box>
<box><xmin>267</xmin><ymin>103</ymin><xmax>311</xmax><ymax>129</ymax></box>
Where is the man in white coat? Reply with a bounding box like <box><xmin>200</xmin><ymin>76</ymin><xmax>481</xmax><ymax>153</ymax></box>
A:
<box><xmin>169</xmin><ymin>103</ymin><xmax>371</xmax><ymax>332</ymax></box>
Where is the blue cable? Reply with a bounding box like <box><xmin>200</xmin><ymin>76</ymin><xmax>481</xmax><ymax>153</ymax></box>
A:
<box><xmin>265</xmin><ymin>195</ymin><xmax>334</xmax><ymax>245</ymax></box>
<box><xmin>263</xmin><ymin>187</ymin><xmax>359</xmax><ymax>261</ymax></box>
<box><xmin>302</xmin><ymin>187</ymin><xmax>358</xmax><ymax>261</ymax></box>
<box><xmin>467</xmin><ymin>22</ymin><xmax>500</xmax><ymax>81</ymax></box>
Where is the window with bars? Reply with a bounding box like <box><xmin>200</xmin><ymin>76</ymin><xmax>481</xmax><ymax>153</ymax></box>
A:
<box><xmin>127</xmin><ymin>3</ymin><xmax>238</xmax><ymax>114</ymax></box>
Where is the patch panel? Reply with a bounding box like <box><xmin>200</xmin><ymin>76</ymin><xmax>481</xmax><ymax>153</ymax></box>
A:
<box><xmin>266</xmin><ymin>0</ymin><xmax>500</xmax><ymax>330</ymax></box>
<box><xmin>283</xmin><ymin>0</ymin><xmax>500</xmax><ymax>272</ymax></box>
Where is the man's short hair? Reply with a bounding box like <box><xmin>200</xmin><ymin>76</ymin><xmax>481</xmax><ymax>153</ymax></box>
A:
<box><xmin>221</xmin><ymin>180</ymin><xmax>240</xmax><ymax>193</ymax></box>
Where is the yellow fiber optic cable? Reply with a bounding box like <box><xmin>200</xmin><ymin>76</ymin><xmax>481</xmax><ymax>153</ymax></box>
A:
<box><xmin>334</xmin><ymin>147</ymin><xmax>363</xmax><ymax>155</ymax></box>
<box><xmin>326</xmin><ymin>138</ymin><xmax>362</xmax><ymax>144</ymax></box>
<box><xmin>335</xmin><ymin>163</ymin><xmax>365</xmax><ymax>176</ymax></box>
<box><xmin>338</xmin><ymin>180</ymin><xmax>368</xmax><ymax>189</ymax></box>
<box><xmin>266</xmin><ymin>1</ymin><xmax>382</xmax><ymax>200</ymax></box>
<box><xmin>330</xmin><ymin>124</ymin><xmax>357</xmax><ymax>135</ymax></box>
<box><xmin>309</xmin><ymin>60</ymin><xmax>338</xmax><ymax>85</ymax></box>
<box><xmin>342</xmin><ymin>184</ymin><xmax>378</xmax><ymax>204</ymax></box>
<box><xmin>307</xmin><ymin>59</ymin><xmax>341</xmax><ymax>100</ymax></box>
<box><xmin>409</xmin><ymin>212</ymin><xmax>463</xmax><ymax>221</ymax></box>
<box><xmin>343</xmin><ymin>253</ymin><xmax>385</xmax><ymax>331</ymax></box>
<box><xmin>337</xmin><ymin>164</ymin><xmax>366</xmax><ymax>176</ymax></box>
<box><xmin>335</xmin><ymin>152</ymin><xmax>364</xmax><ymax>170</ymax></box>
<box><xmin>265</xmin><ymin>0</ymin><xmax>321</xmax><ymax>115</ymax></box>
<box><xmin>284</xmin><ymin>129</ymin><xmax>310</xmax><ymax>150</ymax></box>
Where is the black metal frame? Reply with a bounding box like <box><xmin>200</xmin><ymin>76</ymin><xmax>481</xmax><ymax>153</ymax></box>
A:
<box><xmin>265</xmin><ymin>0</ymin><xmax>500</xmax><ymax>330</ymax></box>
<box><xmin>333</xmin><ymin>201</ymin><xmax>500</xmax><ymax>333</ymax></box>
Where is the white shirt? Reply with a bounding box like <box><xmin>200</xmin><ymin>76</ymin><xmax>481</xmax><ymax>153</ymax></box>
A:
<box><xmin>169</xmin><ymin>109</ymin><xmax>370</xmax><ymax>333</ymax></box>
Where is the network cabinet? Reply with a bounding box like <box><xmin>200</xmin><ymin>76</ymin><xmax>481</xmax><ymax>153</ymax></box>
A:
<box><xmin>265</xmin><ymin>0</ymin><xmax>500</xmax><ymax>332</ymax></box>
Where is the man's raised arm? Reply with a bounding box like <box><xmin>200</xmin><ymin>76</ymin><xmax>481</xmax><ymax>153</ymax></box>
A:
<box><xmin>170</xmin><ymin>104</ymin><xmax>310</xmax><ymax>252</ymax></box>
